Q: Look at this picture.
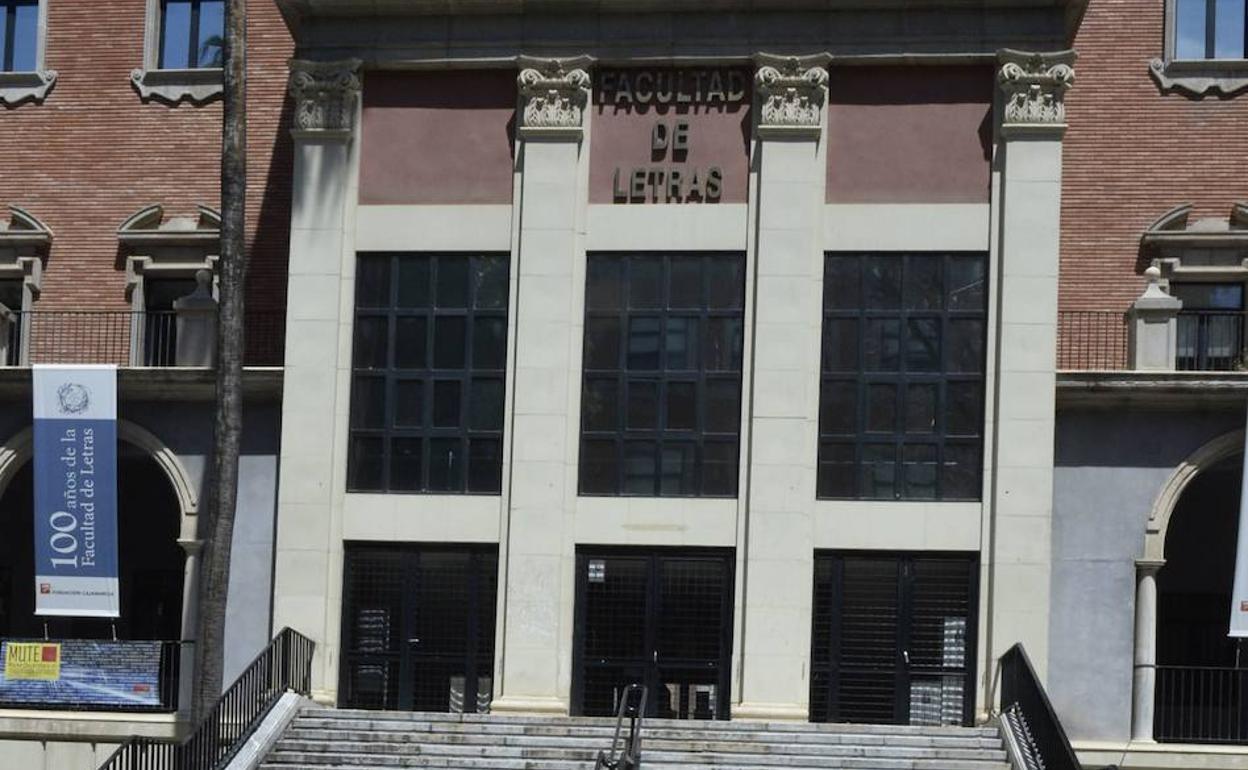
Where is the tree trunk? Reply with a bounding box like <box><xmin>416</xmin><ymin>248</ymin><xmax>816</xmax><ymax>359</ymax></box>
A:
<box><xmin>191</xmin><ymin>0</ymin><xmax>247</xmax><ymax>724</ymax></box>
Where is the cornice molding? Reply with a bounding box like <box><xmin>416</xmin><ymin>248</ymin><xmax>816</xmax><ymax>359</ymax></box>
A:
<box><xmin>288</xmin><ymin>58</ymin><xmax>363</xmax><ymax>135</ymax></box>
<box><xmin>997</xmin><ymin>48</ymin><xmax>1076</xmax><ymax>134</ymax></box>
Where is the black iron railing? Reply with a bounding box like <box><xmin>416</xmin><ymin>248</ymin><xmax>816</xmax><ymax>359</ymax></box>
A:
<box><xmin>1057</xmin><ymin>310</ymin><xmax>1130</xmax><ymax>371</ymax></box>
<box><xmin>98</xmin><ymin>627</ymin><xmax>314</xmax><ymax>770</ymax></box>
<box><xmin>596</xmin><ymin>683</ymin><xmax>647</xmax><ymax>770</ymax></box>
<box><xmin>1155</xmin><ymin>665</ymin><xmax>1248</xmax><ymax>744</ymax></box>
<box><xmin>1177</xmin><ymin>311</ymin><xmax>1247</xmax><ymax>371</ymax></box>
<box><xmin>999</xmin><ymin>644</ymin><xmax>1081</xmax><ymax>770</ymax></box>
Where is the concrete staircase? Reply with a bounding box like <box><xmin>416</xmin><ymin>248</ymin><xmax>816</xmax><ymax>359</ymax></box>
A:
<box><xmin>260</xmin><ymin>709</ymin><xmax>1013</xmax><ymax>770</ymax></box>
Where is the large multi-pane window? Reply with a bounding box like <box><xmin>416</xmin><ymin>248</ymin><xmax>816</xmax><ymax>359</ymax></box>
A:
<box><xmin>1174</xmin><ymin>0</ymin><xmax>1246</xmax><ymax>59</ymax></box>
<box><xmin>348</xmin><ymin>253</ymin><xmax>509</xmax><ymax>494</ymax></box>
<box><xmin>580</xmin><ymin>253</ymin><xmax>744</xmax><ymax>497</ymax></box>
<box><xmin>0</xmin><ymin>0</ymin><xmax>37</xmax><ymax>72</ymax></box>
<box><xmin>818</xmin><ymin>253</ymin><xmax>986</xmax><ymax>501</ymax></box>
<box><xmin>158</xmin><ymin>0</ymin><xmax>224</xmax><ymax>69</ymax></box>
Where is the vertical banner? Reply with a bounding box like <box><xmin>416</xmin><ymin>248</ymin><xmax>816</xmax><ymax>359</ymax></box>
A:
<box><xmin>32</xmin><ymin>365</ymin><xmax>119</xmax><ymax>617</ymax></box>
<box><xmin>1230</xmin><ymin>404</ymin><xmax>1248</xmax><ymax>637</ymax></box>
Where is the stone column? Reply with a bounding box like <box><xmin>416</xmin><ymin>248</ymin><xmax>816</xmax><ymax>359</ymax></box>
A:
<box><xmin>1130</xmin><ymin>266</ymin><xmax>1182</xmax><ymax>371</ymax></box>
<box><xmin>491</xmin><ymin>58</ymin><xmax>591</xmax><ymax>716</ymax></box>
<box><xmin>177</xmin><ymin>538</ymin><xmax>204</xmax><ymax>716</ymax></box>
<box><xmin>1132</xmin><ymin>560</ymin><xmax>1164</xmax><ymax>742</ymax></box>
<box><xmin>987</xmin><ymin>49</ymin><xmax>1075</xmax><ymax>684</ymax></box>
<box><xmin>734</xmin><ymin>55</ymin><xmax>829</xmax><ymax>722</ymax></box>
<box><xmin>270</xmin><ymin>58</ymin><xmax>361</xmax><ymax>701</ymax></box>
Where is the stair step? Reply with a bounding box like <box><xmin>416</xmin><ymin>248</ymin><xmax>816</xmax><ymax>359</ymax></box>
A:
<box><xmin>263</xmin><ymin>754</ymin><xmax>1008</xmax><ymax>770</ymax></box>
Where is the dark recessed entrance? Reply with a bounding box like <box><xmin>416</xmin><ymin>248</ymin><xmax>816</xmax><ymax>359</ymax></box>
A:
<box><xmin>339</xmin><ymin>543</ymin><xmax>497</xmax><ymax>712</ymax></box>
<box><xmin>572</xmin><ymin>547</ymin><xmax>734</xmax><ymax>720</ymax></box>
<box><xmin>811</xmin><ymin>551</ymin><xmax>978</xmax><ymax>726</ymax></box>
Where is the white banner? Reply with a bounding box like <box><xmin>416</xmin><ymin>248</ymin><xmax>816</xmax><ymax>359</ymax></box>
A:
<box><xmin>1230</xmin><ymin>405</ymin><xmax>1248</xmax><ymax>637</ymax></box>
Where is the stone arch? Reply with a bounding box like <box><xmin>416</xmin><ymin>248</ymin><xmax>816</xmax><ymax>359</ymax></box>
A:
<box><xmin>1145</xmin><ymin>429</ymin><xmax>1244</xmax><ymax>562</ymax></box>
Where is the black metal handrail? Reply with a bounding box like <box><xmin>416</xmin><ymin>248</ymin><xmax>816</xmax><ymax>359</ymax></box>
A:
<box><xmin>595</xmin><ymin>684</ymin><xmax>648</xmax><ymax>770</ymax></box>
<box><xmin>1176</xmin><ymin>310</ymin><xmax>1247</xmax><ymax>371</ymax></box>
<box><xmin>97</xmin><ymin>627</ymin><xmax>314</xmax><ymax>770</ymax></box>
<box><xmin>1155</xmin><ymin>664</ymin><xmax>1248</xmax><ymax>744</ymax></box>
<box><xmin>1056</xmin><ymin>310</ymin><xmax>1130</xmax><ymax>371</ymax></box>
<box><xmin>999</xmin><ymin>643</ymin><xmax>1081</xmax><ymax>770</ymax></box>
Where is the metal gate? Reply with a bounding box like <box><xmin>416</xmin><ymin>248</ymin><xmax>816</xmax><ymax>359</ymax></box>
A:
<box><xmin>573</xmin><ymin>548</ymin><xmax>734</xmax><ymax>720</ymax></box>
<box><xmin>810</xmin><ymin>551</ymin><xmax>978</xmax><ymax>726</ymax></box>
<box><xmin>339</xmin><ymin>544</ymin><xmax>497</xmax><ymax>712</ymax></box>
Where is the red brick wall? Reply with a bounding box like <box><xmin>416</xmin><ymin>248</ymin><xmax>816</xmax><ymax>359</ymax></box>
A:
<box><xmin>0</xmin><ymin>0</ymin><xmax>293</xmax><ymax>315</ymax></box>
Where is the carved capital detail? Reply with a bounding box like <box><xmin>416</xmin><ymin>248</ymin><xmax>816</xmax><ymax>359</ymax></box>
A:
<box><xmin>997</xmin><ymin>49</ymin><xmax>1076</xmax><ymax>131</ymax></box>
<box><xmin>517</xmin><ymin>58</ymin><xmax>592</xmax><ymax>131</ymax></box>
<box><xmin>754</xmin><ymin>55</ymin><xmax>829</xmax><ymax>132</ymax></box>
<box><xmin>288</xmin><ymin>59</ymin><xmax>362</xmax><ymax>134</ymax></box>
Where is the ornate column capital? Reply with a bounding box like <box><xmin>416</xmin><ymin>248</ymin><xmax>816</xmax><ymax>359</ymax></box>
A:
<box><xmin>288</xmin><ymin>58</ymin><xmax>363</xmax><ymax>138</ymax></box>
<box><xmin>997</xmin><ymin>49</ymin><xmax>1076</xmax><ymax>136</ymax></box>
<box><xmin>1135</xmin><ymin>558</ymin><xmax>1166</xmax><ymax>576</ymax></box>
<box><xmin>753</xmin><ymin>53</ymin><xmax>830</xmax><ymax>138</ymax></box>
<box><xmin>516</xmin><ymin>56</ymin><xmax>593</xmax><ymax>138</ymax></box>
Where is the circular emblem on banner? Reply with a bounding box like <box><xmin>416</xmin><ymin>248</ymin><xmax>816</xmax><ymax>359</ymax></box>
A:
<box><xmin>56</xmin><ymin>382</ymin><xmax>91</xmax><ymax>415</ymax></box>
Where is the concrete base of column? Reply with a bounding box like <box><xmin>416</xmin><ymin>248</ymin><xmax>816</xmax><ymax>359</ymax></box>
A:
<box><xmin>733</xmin><ymin>702</ymin><xmax>809</xmax><ymax>722</ymax></box>
<box><xmin>490</xmin><ymin>695</ymin><xmax>569</xmax><ymax>716</ymax></box>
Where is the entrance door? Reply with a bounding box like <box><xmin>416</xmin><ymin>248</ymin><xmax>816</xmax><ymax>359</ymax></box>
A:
<box><xmin>339</xmin><ymin>544</ymin><xmax>497</xmax><ymax>712</ymax></box>
<box><xmin>811</xmin><ymin>551</ymin><xmax>977</xmax><ymax>726</ymax></box>
<box><xmin>573</xmin><ymin>548</ymin><xmax>734</xmax><ymax>720</ymax></box>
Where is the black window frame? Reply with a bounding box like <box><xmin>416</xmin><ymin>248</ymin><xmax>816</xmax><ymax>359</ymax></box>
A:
<box><xmin>579</xmin><ymin>252</ymin><xmax>745</xmax><ymax>498</ymax></box>
<box><xmin>347</xmin><ymin>252</ymin><xmax>510</xmax><ymax>495</ymax></box>
<box><xmin>157</xmin><ymin>0</ymin><xmax>224</xmax><ymax>70</ymax></box>
<box><xmin>0</xmin><ymin>0</ymin><xmax>37</xmax><ymax>73</ymax></box>
<box><xmin>817</xmin><ymin>252</ymin><xmax>988</xmax><ymax>502</ymax></box>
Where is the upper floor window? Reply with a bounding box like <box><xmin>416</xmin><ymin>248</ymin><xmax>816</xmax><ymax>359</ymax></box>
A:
<box><xmin>347</xmin><ymin>253</ymin><xmax>510</xmax><ymax>495</ymax></box>
<box><xmin>0</xmin><ymin>0</ymin><xmax>37</xmax><ymax>73</ymax></box>
<box><xmin>1173</xmin><ymin>282</ymin><xmax>1246</xmax><ymax>370</ymax></box>
<box><xmin>1176</xmin><ymin>0</ymin><xmax>1247</xmax><ymax>59</ymax></box>
<box><xmin>158</xmin><ymin>0</ymin><xmax>223</xmax><ymax>70</ymax></box>
<box><xmin>579</xmin><ymin>253</ymin><xmax>745</xmax><ymax>498</ymax></box>
<box><xmin>817</xmin><ymin>253</ymin><xmax>987</xmax><ymax>501</ymax></box>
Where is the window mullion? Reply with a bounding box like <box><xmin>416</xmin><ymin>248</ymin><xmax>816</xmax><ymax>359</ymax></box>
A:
<box><xmin>4</xmin><ymin>3</ymin><xmax>16</xmax><ymax>72</ymax></box>
<box><xmin>1206</xmin><ymin>0</ymin><xmax>1218</xmax><ymax>58</ymax></box>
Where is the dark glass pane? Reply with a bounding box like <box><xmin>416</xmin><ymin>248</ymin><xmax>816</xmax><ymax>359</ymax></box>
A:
<box><xmin>468</xmin><ymin>439</ymin><xmax>502</xmax><ymax>493</ymax></box>
<box><xmin>904</xmin><ymin>256</ymin><xmax>942</xmax><ymax>310</ymax></box>
<box><xmin>702</xmin><ymin>441</ymin><xmax>738</xmax><ymax>496</ymax></box>
<box><xmin>863</xmin><ymin>256</ymin><xmax>902</xmax><ymax>310</ymax></box>
<box><xmin>583</xmin><ymin>378</ymin><xmax>619</xmax><ymax>432</ymax></box>
<box><xmin>818</xmin><ymin>442</ymin><xmax>856</xmax><ymax>498</ymax></box>
<box><xmin>348</xmin><ymin>436</ymin><xmax>384</xmax><ymax>491</ymax></box>
<box><xmin>905</xmin><ymin>383</ymin><xmax>937</xmax><ymax>434</ymax></box>
<box><xmin>196</xmin><ymin>0</ymin><xmax>224</xmax><ymax>67</ymax></box>
<box><xmin>666</xmin><ymin>382</ymin><xmax>696</xmax><ymax>430</ymax></box>
<box><xmin>863</xmin><ymin>319</ymin><xmax>900</xmax><ymax>371</ymax></box>
<box><xmin>351</xmin><ymin>376</ymin><xmax>385</xmax><ymax>429</ymax></box>
<box><xmin>627</xmin><ymin>317</ymin><xmax>661</xmax><ymax>369</ymax></box>
<box><xmin>433</xmin><ymin>380</ymin><xmax>461</xmax><ymax>428</ymax></box>
<box><xmin>580</xmin><ymin>440</ymin><xmax>618</xmax><ymax>494</ymax></box>
<box><xmin>390</xmin><ymin>438</ymin><xmax>423</xmax><ymax>491</ymax></box>
<box><xmin>825</xmin><ymin>256</ymin><xmax>861</xmax><ymax>310</ymax></box>
<box><xmin>902</xmin><ymin>444</ymin><xmax>938</xmax><ymax>500</ymax></box>
<box><xmin>660</xmin><ymin>443</ymin><xmax>696</xmax><ymax>495</ymax></box>
<box><xmin>1173</xmin><ymin>283</ymin><xmax>1245</xmax><ymax>310</ymax></box>
<box><xmin>428</xmin><ymin>438</ymin><xmax>464</xmax><ymax>491</ymax></box>
<box><xmin>10</xmin><ymin>1</ymin><xmax>37</xmax><ymax>71</ymax></box>
<box><xmin>707</xmin><ymin>258</ymin><xmax>743</xmax><ymax>309</ymax></box>
<box><xmin>947</xmin><ymin>255</ymin><xmax>986</xmax><ymax>310</ymax></box>
<box><xmin>1215</xmin><ymin>0</ymin><xmax>1246</xmax><ymax>58</ymax></box>
<box><xmin>587</xmin><ymin>257</ymin><xmax>624</xmax><ymax>311</ymax></box>
<box><xmin>585</xmin><ymin>316</ymin><xmax>622</xmax><ymax>370</ymax></box>
<box><xmin>397</xmin><ymin>257</ymin><xmax>430</xmax><ymax>308</ymax></box>
<box><xmin>947</xmin><ymin>320</ymin><xmax>985</xmax><ymax>373</ymax></box>
<box><xmin>436</xmin><ymin>258</ymin><xmax>469</xmax><ymax>308</ymax></box>
<box><xmin>946</xmin><ymin>381</ymin><xmax>982</xmax><ymax>437</ymax></box>
<box><xmin>353</xmin><ymin>316</ymin><xmax>389</xmax><ymax>369</ymax></box>
<box><xmin>664</xmin><ymin>317</ymin><xmax>698</xmax><ymax>370</ymax></box>
<box><xmin>669</xmin><ymin>257</ymin><xmax>702</xmax><ymax>309</ymax></box>
<box><xmin>394</xmin><ymin>317</ymin><xmax>427</xmax><ymax>368</ymax></box>
<box><xmin>819</xmin><ymin>380</ymin><xmax>855</xmax><ymax>435</ymax></box>
<box><xmin>706</xmin><ymin>379</ymin><xmax>740</xmax><ymax>433</ymax></box>
<box><xmin>627</xmin><ymin>381</ymin><xmax>659</xmax><ymax>430</ymax></box>
<box><xmin>866</xmin><ymin>383</ymin><xmax>897</xmax><ymax>433</ymax></box>
<box><xmin>470</xmin><ymin>378</ymin><xmax>504</xmax><ymax>431</ymax></box>
<box><xmin>473</xmin><ymin>256</ymin><xmax>509</xmax><ymax>310</ymax></box>
<box><xmin>905</xmin><ymin>318</ymin><xmax>940</xmax><ymax>372</ymax></box>
<box><xmin>357</xmin><ymin>257</ymin><xmax>391</xmax><ymax>308</ymax></box>
<box><xmin>823</xmin><ymin>318</ymin><xmax>859</xmax><ymax>372</ymax></box>
<box><xmin>1176</xmin><ymin>0</ymin><xmax>1208</xmax><ymax>57</ymax></box>
<box><xmin>160</xmin><ymin>0</ymin><xmax>193</xmax><ymax>68</ymax></box>
<box><xmin>705</xmin><ymin>318</ymin><xmax>743</xmax><ymax>371</ymax></box>
<box><xmin>942</xmin><ymin>443</ymin><xmax>981</xmax><ymax>499</ymax></box>
<box><xmin>861</xmin><ymin>444</ymin><xmax>896</xmax><ymax>500</ymax></box>
<box><xmin>623</xmin><ymin>441</ymin><xmax>657</xmax><ymax>494</ymax></box>
<box><xmin>472</xmin><ymin>316</ymin><xmax>507</xmax><ymax>369</ymax></box>
<box><xmin>434</xmin><ymin>317</ymin><xmax>467</xmax><ymax>369</ymax></box>
<box><xmin>629</xmin><ymin>258</ymin><xmax>662</xmax><ymax>309</ymax></box>
<box><xmin>394</xmin><ymin>379</ymin><xmax>424</xmax><ymax>428</ymax></box>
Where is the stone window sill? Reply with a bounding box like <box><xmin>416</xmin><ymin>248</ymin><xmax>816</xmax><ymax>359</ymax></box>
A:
<box><xmin>0</xmin><ymin>70</ymin><xmax>57</xmax><ymax>106</ymax></box>
<box><xmin>1149</xmin><ymin>58</ymin><xmax>1248</xmax><ymax>97</ymax></box>
<box><xmin>131</xmin><ymin>67</ymin><xmax>223</xmax><ymax>105</ymax></box>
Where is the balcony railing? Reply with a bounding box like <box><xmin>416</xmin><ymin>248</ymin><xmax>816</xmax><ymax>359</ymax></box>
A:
<box><xmin>1177</xmin><ymin>311</ymin><xmax>1247</xmax><ymax>372</ymax></box>
<box><xmin>1156</xmin><ymin>665</ymin><xmax>1248</xmax><ymax>744</ymax></box>
<box><xmin>1056</xmin><ymin>310</ymin><xmax>1129</xmax><ymax>371</ymax></box>
<box><xmin>0</xmin><ymin>310</ymin><xmax>285</xmax><ymax>368</ymax></box>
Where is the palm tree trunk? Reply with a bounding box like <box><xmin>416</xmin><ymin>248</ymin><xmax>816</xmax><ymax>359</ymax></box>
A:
<box><xmin>191</xmin><ymin>0</ymin><xmax>247</xmax><ymax>724</ymax></box>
